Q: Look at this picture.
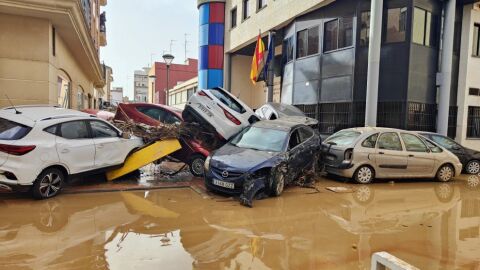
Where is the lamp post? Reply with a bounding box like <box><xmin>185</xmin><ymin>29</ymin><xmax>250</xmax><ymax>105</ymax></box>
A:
<box><xmin>162</xmin><ymin>53</ymin><xmax>174</xmax><ymax>106</ymax></box>
<box><xmin>148</xmin><ymin>75</ymin><xmax>156</xmax><ymax>104</ymax></box>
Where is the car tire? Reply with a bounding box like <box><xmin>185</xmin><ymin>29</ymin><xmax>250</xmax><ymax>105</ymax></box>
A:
<box><xmin>189</xmin><ymin>154</ymin><xmax>206</xmax><ymax>177</ymax></box>
<box><xmin>465</xmin><ymin>160</ymin><xmax>480</xmax><ymax>174</ymax></box>
<box><xmin>354</xmin><ymin>166</ymin><xmax>375</xmax><ymax>184</ymax></box>
<box><xmin>269</xmin><ymin>168</ymin><xmax>285</xmax><ymax>197</ymax></box>
<box><xmin>32</xmin><ymin>168</ymin><xmax>65</xmax><ymax>200</ymax></box>
<box><xmin>436</xmin><ymin>164</ymin><xmax>454</xmax><ymax>182</ymax></box>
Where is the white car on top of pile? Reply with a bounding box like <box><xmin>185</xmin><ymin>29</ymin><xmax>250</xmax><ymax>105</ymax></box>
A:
<box><xmin>182</xmin><ymin>87</ymin><xmax>259</xmax><ymax>140</ymax></box>
<box><xmin>0</xmin><ymin>105</ymin><xmax>143</xmax><ymax>199</ymax></box>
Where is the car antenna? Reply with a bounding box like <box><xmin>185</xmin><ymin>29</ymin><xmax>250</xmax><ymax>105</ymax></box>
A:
<box><xmin>4</xmin><ymin>94</ymin><xmax>21</xmax><ymax>114</ymax></box>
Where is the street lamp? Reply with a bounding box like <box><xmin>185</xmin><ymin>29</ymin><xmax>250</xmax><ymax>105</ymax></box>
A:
<box><xmin>163</xmin><ymin>53</ymin><xmax>174</xmax><ymax>106</ymax></box>
<box><xmin>148</xmin><ymin>75</ymin><xmax>156</xmax><ymax>104</ymax></box>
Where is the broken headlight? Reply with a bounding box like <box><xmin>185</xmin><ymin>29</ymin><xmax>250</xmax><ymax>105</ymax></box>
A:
<box><xmin>249</xmin><ymin>168</ymin><xmax>271</xmax><ymax>179</ymax></box>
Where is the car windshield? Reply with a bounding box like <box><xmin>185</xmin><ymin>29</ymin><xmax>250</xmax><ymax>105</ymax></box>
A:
<box><xmin>325</xmin><ymin>130</ymin><xmax>361</xmax><ymax>146</ymax></box>
<box><xmin>0</xmin><ymin>118</ymin><xmax>32</xmax><ymax>140</ymax></box>
<box><xmin>230</xmin><ymin>126</ymin><xmax>288</xmax><ymax>152</ymax></box>
<box><xmin>269</xmin><ymin>103</ymin><xmax>305</xmax><ymax>117</ymax></box>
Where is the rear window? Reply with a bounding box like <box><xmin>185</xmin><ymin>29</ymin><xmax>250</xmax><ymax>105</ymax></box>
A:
<box><xmin>0</xmin><ymin>118</ymin><xmax>32</xmax><ymax>140</ymax></box>
<box><xmin>325</xmin><ymin>130</ymin><xmax>361</xmax><ymax>146</ymax></box>
<box><xmin>209</xmin><ymin>88</ymin><xmax>246</xmax><ymax>114</ymax></box>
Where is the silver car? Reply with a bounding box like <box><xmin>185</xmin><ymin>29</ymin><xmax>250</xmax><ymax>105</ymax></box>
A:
<box><xmin>322</xmin><ymin>127</ymin><xmax>463</xmax><ymax>184</ymax></box>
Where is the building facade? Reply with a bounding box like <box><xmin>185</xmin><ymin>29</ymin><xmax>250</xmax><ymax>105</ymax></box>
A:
<box><xmin>100</xmin><ymin>65</ymin><xmax>113</xmax><ymax>108</ymax></box>
<box><xmin>133</xmin><ymin>68</ymin><xmax>149</xmax><ymax>103</ymax></box>
<box><xmin>147</xmin><ymin>58</ymin><xmax>198</xmax><ymax>105</ymax></box>
<box><xmin>169</xmin><ymin>77</ymin><xmax>199</xmax><ymax>109</ymax></box>
<box><xmin>199</xmin><ymin>0</ymin><xmax>480</xmax><ymax>149</ymax></box>
<box><xmin>110</xmin><ymin>87</ymin><xmax>124</xmax><ymax>106</ymax></box>
<box><xmin>0</xmin><ymin>0</ymin><xmax>107</xmax><ymax>109</ymax></box>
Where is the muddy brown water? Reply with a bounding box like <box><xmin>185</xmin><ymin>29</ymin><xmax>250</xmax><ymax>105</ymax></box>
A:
<box><xmin>1</xmin><ymin>175</ymin><xmax>479</xmax><ymax>270</ymax></box>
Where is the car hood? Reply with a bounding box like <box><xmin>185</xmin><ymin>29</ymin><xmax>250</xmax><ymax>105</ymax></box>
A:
<box><xmin>211</xmin><ymin>144</ymin><xmax>281</xmax><ymax>172</ymax></box>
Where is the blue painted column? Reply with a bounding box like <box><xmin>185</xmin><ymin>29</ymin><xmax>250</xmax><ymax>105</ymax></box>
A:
<box><xmin>198</xmin><ymin>0</ymin><xmax>225</xmax><ymax>89</ymax></box>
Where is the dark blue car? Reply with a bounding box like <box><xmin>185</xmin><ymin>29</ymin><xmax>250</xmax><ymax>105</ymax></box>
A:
<box><xmin>204</xmin><ymin>120</ymin><xmax>321</xmax><ymax>200</ymax></box>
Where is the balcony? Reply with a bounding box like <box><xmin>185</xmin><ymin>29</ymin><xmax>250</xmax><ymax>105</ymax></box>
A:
<box><xmin>99</xmin><ymin>11</ymin><xmax>107</xmax><ymax>46</ymax></box>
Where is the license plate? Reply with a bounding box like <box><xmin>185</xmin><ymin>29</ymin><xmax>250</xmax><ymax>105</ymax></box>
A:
<box><xmin>197</xmin><ymin>104</ymin><xmax>213</xmax><ymax>118</ymax></box>
<box><xmin>213</xmin><ymin>179</ymin><xmax>234</xmax><ymax>189</ymax></box>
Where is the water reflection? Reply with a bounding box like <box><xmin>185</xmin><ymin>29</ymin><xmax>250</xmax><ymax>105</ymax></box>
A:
<box><xmin>0</xmin><ymin>179</ymin><xmax>479</xmax><ymax>269</ymax></box>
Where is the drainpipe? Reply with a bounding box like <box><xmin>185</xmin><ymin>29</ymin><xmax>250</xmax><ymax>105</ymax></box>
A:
<box><xmin>437</xmin><ymin>0</ymin><xmax>456</xmax><ymax>136</ymax></box>
<box><xmin>364</xmin><ymin>0</ymin><xmax>383</xmax><ymax>127</ymax></box>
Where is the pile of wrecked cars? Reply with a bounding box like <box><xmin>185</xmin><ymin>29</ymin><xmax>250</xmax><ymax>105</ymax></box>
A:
<box><xmin>0</xmin><ymin>86</ymin><xmax>470</xmax><ymax>208</ymax></box>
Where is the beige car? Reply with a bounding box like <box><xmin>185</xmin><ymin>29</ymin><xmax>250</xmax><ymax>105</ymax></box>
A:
<box><xmin>322</xmin><ymin>127</ymin><xmax>463</xmax><ymax>184</ymax></box>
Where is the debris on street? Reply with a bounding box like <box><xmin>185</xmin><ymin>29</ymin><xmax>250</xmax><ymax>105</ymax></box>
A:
<box><xmin>326</xmin><ymin>187</ymin><xmax>355</xmax><ymax>193</ymax></box>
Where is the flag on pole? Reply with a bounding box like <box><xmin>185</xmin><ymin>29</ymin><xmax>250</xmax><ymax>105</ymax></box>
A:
<box><xmin>264</xmin><ymin>32</ymin><xmax>274</xmax><ymax>78</ymax></box>
<box><xmin>250</xmin><ymin>33</ymin><xmax>265</xmax><ymax>85</ymax></box>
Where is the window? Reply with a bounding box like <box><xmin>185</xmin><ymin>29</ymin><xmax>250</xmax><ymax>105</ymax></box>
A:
<box><xmin>164</xmin><ymin>113</ymin><xmax>181</xmax><ymax>125</ymax></box>
<box><xmin>209</xmin><ymin>88</ymin><xmax>246</xmax><ymax>113</ymax></box>
<box><xmin>77</xmin><ymin>89</ymin><xmax>85</xmax><ymax>110</ymax></box>
<box><xmin>324</xmin><ymin>18</ymin><xmax>353</xmax><ymax>52</ymax></box>
<box><xmin>59</xmin><ymin>121</ymin><xmax>89</xmax><ymax>139</ymax></box>
<box><xmin>469</xmin><ymin>88</ymin><xmax>480</xmax><ymax>96</ymax></box>
<box><xmin>230</xmin><ymin>126</ymin><xmax>288</xmax><ymax>152</ymax></box>
<box><xmin>231</xmin><ymin>7</ymin><xmax>237</xmax><ymax>28</ymax></box>
<box><xmin>289</xmin><ymin>130</ymin><xmax>301</xmax><ymax>149</ymax></box>
<box><xmin>430</xmin><ymin>134</ymin><xmax>461</xmax><ymax>150</ymax></box>
<box><xmin>474</xmin><ymin>24</ymin><xmax>480</xmax><ymax>57</ymax></box>
<box><xmin>258</xmin><ymin>0</ymin><xmax>267</xmax><ymax>10</ymax></box>
<box><xmin>295</xmin><ymin>26</ymin><xmax>319</xmax><ymax>58</ymax></box>
<box><xmin>467</xmin><ymin>106</ymin><xmax>480</xmax><ymax>138</ymax></box>
<box><xmin>0</xmin><ymin>118</ymin><xmax>32</xmax><ymax>140</ymax></box>
<box><xmin>401</xmin><ymin>133</ymin><xmax>428</xmax><ymax>152</ymax></box>
<box><xmin>362</xmin><ymin>133</ymin><xmax>379</xmax><ymax>148</ymax></box>
<box><xmin>137</xmin><ymin>107</ymin><xmax>167</xmax><ymax>122</ymax></box>
<box><xmin>377</xmin><ymin>132</ymin><xmax>403</xmax><ymax>151</ymax></box>
<box><xmin>90</xmin><ymin>121</ymin><xmax>118</xmax><ymax>138</ymax></box>
<box><xmin>424</xmin><ymin>139</ymin><xmax>443</xmax><ymax>153</ymax></box>
<box><xmin>325</xmin><ymin>130</ymin><xmax>361</xmax><ymax>146</ymax></box>
<box><xmin>360</xmin><ymin>11</ymin><xmax>370</xmax><ymax>46</ymax></box>
<box><xmin>386</xmin><ymin>7</ymin><xmax>407</xmax><ymax>43</ymax></box>
<box><xmin>52</xmin><ymin>26</ymin><xmax>56</xmax><ymax>56</ymax></box>
<box><xmin>187</xmin><ymin>88</ymin><xmax>194</xmax><ymax>99</ymax></box>
<box><xmin>283</xmin><ymin>36</ymin><xmax>294</xmax><ymax>62</ymax></box>
<box><xmin>413</xmin><ymin>8</ymin><xmax>437</xmax><ymax>47</ymax></box>
<box><xmin>297</xmin><ymin>29</ymin><xmax>308</xmax><ymax>58</ymax></box>
<box><xmin>242</xmin><ymin>0</ymin><xmax>250</xmax><ymax>20</ymax></box>
<box><xmin>44</xmin><ymin>125</ymin><xmax>57</xmax><ymax>136</ymax></box>
<box><xmin>299</xmin><ymin>127</ymin><xmax>314</xmax><ymax>142</ymax></box>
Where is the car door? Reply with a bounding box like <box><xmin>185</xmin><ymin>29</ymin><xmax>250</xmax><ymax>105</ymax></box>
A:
<box><xmin>400</xmin><ymin>133</ymin><xmax>435</xmax><ymax>176</ymax></box>
<box><xmin>55</xmin><ymin>120</ymin><xmax>95</xmax><ymax>174</ymax></box>
<box><xmin>374</xmin><ymin>132</ymin><xmax>408</xmax><ymax>177</ymax></box>
<box><xmin>286</xmin><ymin>128</ymin><xmax>308</xmax><ymax>179</ymax></box>
<box><xmin>88</xmin><ymin>120</ymin><xmax>127</xmax><ymax>168</ymax></box>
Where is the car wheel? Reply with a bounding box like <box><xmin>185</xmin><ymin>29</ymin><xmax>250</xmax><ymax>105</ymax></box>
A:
<box><xmin>269</xmin><ymin>169</ymin><xmax>285</xmax><ymax>197</ymax></box>
<box><xmin>32</xmin><ymin>168</ymin><xmax>65</xmax><ymax>200</ymax></box>
<box><xmin>354</xmin><ymin>166</ymin><xmax>375</xmax><ymax>184</ymax></box>
<box><xmin>466</xmin><ymin>160</ymin><xmax>480</xmax><ymax>174</ymax></box>
<box><xmin>436</xmin><ymin>164</ymin><xmax>454</xmax><ymax>182</ymax></box>
<box><xmin>189</xmin><ymin>154</ymin><xmax>206</xmax><ymax>177</ymax></box>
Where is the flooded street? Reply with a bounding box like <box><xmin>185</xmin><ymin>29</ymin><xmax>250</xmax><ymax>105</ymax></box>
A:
<box><xmin>1</xmin><ymin>175</ymin><xmax>480</xmax><ymax>270</ymax></box>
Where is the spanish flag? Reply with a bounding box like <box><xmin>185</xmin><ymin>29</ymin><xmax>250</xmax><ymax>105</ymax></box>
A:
<box><xmin>250</xmin><ymin>34</ymin><xmax>266</xmax><ymax>85</ymax></box>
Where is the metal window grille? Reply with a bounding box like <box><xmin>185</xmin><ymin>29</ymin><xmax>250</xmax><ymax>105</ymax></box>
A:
<box><xmin>448</xmin><ymin>106</ymin><xmax>457</xmax><ymax>139</ymax></box>
<box><xmin>406</xmin><ymin>102</ymin><xmax>436</xmax><ymax>131</ymax></box>
<box><xmin>377</xmin><ymin>102</ymin><xmax>406</xmax><ymax>129</ymax></box>
<box><xmin>467</xmin><ymin>106</ymin><xmax>480</xmax><ymax>138</ymax></box>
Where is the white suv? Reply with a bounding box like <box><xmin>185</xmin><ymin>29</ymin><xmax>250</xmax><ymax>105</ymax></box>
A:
<box><xmin>0</xmin><ymin>105</ymin><xmax>143</xmax><ymax>199</ymax></box>
<box><xmin>182</xmin><ymin>87</ymin><xmax>259</xmax><ymax>140</ymax></box>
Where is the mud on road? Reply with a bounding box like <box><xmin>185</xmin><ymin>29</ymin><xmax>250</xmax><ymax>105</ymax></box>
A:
<box><xmin>0</xmin><ymin>175</ymin><xmax>479</xmax><ymax>269</ymax></box>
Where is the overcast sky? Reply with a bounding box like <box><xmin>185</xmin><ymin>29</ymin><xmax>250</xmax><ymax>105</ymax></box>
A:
<box><xmin>101</xmin><ymin>0</ymin><xmax>199</xmax><ymax>99</ymax></box>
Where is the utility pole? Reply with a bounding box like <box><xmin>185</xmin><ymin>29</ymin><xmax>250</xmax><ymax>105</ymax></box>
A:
<box><xmin>184</xmin><ymin>33</ymin><xmax>190</xmax><ymax>62</ymax></box>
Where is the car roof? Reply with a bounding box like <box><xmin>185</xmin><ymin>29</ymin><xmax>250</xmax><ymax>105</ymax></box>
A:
<box><xmin>120</xmin><ymin>103</ymin><xmax>183</xmax><ymax>118</ymax></box>
<box><xmin>0</xmin><ymin>106</ymin><xmax>90</xmax><ymax>126</ymax></box>
<box><xmin>341</xmin><ymin>126</ymin><xmax>408</xmax><ymax>133</ymax></box>
<box><xmin>252</xmin><ymin>119</ymin><xmax>304</xmax><ymax>131</ymax></box>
